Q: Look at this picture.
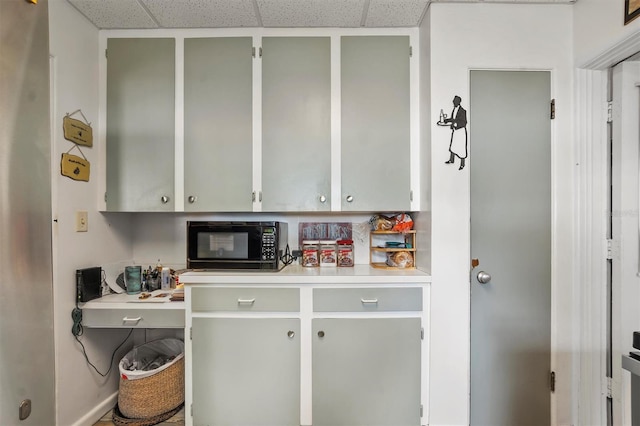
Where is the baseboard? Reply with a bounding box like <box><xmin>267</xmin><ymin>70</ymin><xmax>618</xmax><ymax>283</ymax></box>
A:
<box><xmin>70</xmin><ymin>391</ymin><xmax>118</xmax><ymax>426</ymax></box>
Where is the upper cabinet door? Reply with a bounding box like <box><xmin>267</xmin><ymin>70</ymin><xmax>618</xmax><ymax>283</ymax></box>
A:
<box><xmin>261</xmin><ymin>37</ymin><xmax>332</xmax><ymax>212</ymax></box>
<box><xmin>106</xmin><ymin>38</ymin><xmax>175</xmax><ymax>211</ymax></box>
<box><xmin>341</xmin><ymin>36</ymin><xmax>411</xmax><ymax>212</ymax></box>
<box><xmin>184</xmin><ymin>37</ymin><xmax>253</xmax><ymax>212</ymax></box>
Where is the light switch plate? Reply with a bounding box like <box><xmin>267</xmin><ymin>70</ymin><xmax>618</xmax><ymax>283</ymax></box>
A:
<box><xmin>76</xmin><ymin>211</ymin><xmax>88</xmax><ymax>232</ymax></box>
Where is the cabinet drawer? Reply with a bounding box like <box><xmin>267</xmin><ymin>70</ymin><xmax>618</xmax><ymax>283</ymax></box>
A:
<box><xmin>313</xmin><ymin>288</ymin><xmax>422</xmax><ymax>312</ymax></box>
<box><xmin>82</xmin><ymin>308</ymin><xmax>185</xmax><ymax>328</ymax></box>
<box><xmin>191</xmin><ymin>287</ymin><xmax>300</xmax><ymax>312</ymax></box>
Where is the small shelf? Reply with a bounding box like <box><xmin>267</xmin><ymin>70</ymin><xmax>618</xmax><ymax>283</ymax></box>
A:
<box><xmin>369</xmin><ymin>230</ymin><xmax>416</xmax><ymax>270</ymax></box>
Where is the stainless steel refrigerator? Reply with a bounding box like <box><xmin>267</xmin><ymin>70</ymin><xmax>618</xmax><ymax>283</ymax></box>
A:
<box><xmin>0</xmin><ymin>0</ymin><xmax>56</xmax><ymax>424</ymax></box>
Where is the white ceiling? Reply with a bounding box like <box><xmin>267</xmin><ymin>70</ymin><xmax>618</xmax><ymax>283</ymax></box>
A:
<box><xmin>67</xmin><ymin>0</ymin><xmax>577</xmax><ymax>30</ymax></box>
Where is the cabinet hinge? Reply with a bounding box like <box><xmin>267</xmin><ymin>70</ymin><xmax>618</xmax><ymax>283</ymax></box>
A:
<box><xmin>420</xmin><ymin>404</ymin><xmax>423</xmax><ymax>417</ymax></box>
<box><xmin>190</xmin><ymin>327</ymin><xmax>192</xmax><ymax>340</ymax></box>
<box><xmin>252</xmin><ymin>47</ymin><xmax>262</xmax><ymax>58</ymax></box>
<box><xmin>104</xmin><ymin>192</ymin><xmax>107</xmax><ymax>203</ymax></box>
<box><xmin>105</xmin><ymin>49</ymin><xmax>107</xmax><ymax>59</ymax></box>
<box><xmin>550</xmin><ymin>371</ymin><xmax>556</xmax><ymax>393</ymax></box>
<box><xmin>607</xmin><ymin>101</ymin><xmax>613</xmax><ymax>123</ymax></box>
<box><xmin>550</xmin><ymin>99</ymin><xmax>555</xmax><ymax>120</ymax></box>
<box><xmin>421</xmin><ymin>327</ymin><xmax>424</xmax><ymax>340</ymax></box>
<box><xmin>606</xmin><ymin>376</ymin><xmax>613</xmax><ymax>399</ymax></box>
<box><xmin>410</xmin><ymin>190</ymin><xmax>413</xmax><ymax>202</ymax></box>
<box><xmin>190</xmin><ymin>404</ymin><xmax>193</xmax><ymax>416</ymax></box>
<box><xmin>409</xmin><ymin>46</ymin><xmax>413</xmax><ymax>58</ymax></box>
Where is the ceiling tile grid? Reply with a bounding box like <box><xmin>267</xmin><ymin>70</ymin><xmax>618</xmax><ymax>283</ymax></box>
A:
<box><xmin>67</xmin><ymin>0</ymin><xmax>578</xmax><ymax>30</ymax></box>
<box><xmin>256</xmin><ymin>0</ymin><xmax>367</xmax><ymax>27</ymax></box>
<box><xmin>68</xmin><ymin>0</ymin><xmax>158</xmax><ymax>29</ymax></box>
<box><xmin>365</xmin><ymin>0</ymin><xmax>429</xmax><ymax>27</ymax></box>
<box><xmin>140</xmin><ymin>0</ymin><xmax>260</xmax><ymax>28</ymax></box>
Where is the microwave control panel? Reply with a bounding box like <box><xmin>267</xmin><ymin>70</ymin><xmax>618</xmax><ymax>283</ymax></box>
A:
<box><xmin>261</xmin><ymin>227</ymin><xmax>277</xmax><ymax>261</ymax></box>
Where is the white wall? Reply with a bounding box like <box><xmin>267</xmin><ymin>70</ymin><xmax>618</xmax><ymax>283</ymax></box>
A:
<box><xmin>426</xmin><ymin>4</ymin><xmax>575</xmax><ymax>425</ymax></box>
<box><xmin>48</xmin><ymin>2</ymin><xmax>136</xmax><ymax>425</ymax></box>
<box><xmin>574</xmin><ymin>0</ymin><xmax>640</xmax><ymax>68</ymax></box>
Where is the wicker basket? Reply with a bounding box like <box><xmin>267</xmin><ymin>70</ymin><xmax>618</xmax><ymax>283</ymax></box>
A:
<box><xmin>112</xmin><ymin>402</ymin><xmax>184</xmax><ymax>426</ymax></box>
<box><xmin>118</xmin><ymin>357</ymin><xmax>185</xmax><ymax>419</ymax></box>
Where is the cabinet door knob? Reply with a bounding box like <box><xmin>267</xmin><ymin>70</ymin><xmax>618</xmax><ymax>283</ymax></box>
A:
<box><xmin>346</xmin><ymin>195</ymin><xmax>354</xmax><ymax>203</ymax></box>
<box><xmin>317</xmin><ymin>330</ymin><xmax>325</xmax><ymax>338</ymax></box>
<box><xmin>188</xmin><ymin>195</ymin><xmax>197</xmax><ymax>204</ymax></box>
<box><xmin>319</xmin><ymin>195</ymin><xmax>327</xmax><ymax>203</ymax></box>
<box><xmin>160</xmin><ymin>196</ymin><xmax>170</xmax><ymax>204</ymax></box>
<box><xmin>287</xmin><ymin>330</ymin><xmax>295</xmax><ymax>338</ymax></box>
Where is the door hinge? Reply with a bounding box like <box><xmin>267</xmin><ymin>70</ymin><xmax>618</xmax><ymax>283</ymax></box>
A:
<box><xmin>606</xmin><ymin>376</ymin><xmax>613</xmax><ymax>399</ymax></box>
<box><xmin>550</xmin><ymin>371</ymin><xmax>556</xmax><ymax>393</ymax></box>
<box><xmin>550</xmin><ymin>99</ymin><xmax>555</xmax><ymax>120</ymax></box>
<box><xmin>606</xmin><ymin>238</ymin><xmax>616</xmax><ymax>260</ymax></box>
<box><xmin>607</xmin><ymin>101</ymin><xmax>613</xmax><ymax>123</ymax></box>
<box><xmin>421</xmin><ymin>327</ymin><xmax>424</xmax><ymax>340</ymax></box>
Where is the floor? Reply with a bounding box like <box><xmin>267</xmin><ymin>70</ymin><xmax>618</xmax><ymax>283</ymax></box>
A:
<box><xmin>93</xmin><ymin>407</ymin><xmax>185</xmax><ymax>426</ymax></box>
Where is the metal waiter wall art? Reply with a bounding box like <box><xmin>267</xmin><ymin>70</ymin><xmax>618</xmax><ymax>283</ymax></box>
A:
<box><xmin>437</xmin><ymin>95</ymin><xmax>468</xmax><ymax>171</ymax></box>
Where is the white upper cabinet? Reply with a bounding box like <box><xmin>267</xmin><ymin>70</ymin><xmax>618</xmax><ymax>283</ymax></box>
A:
<box><xmin>102</xmin><ymin>30</ymin><xmax>418</xmax><ymax>213</ymax></box>
<box><xmin>105</xmin><ymin>38</ymin><xmax>175</xmax><ymax>211</ymax></box>
<box><xmin>340</xmin><ymin>36</ymin><xmax>411</xmax><ymax>212</ymax></box>
<box><xmin>183</xmin><ymin>37</ymin><xmax>253</xmax><ymax>212</ymax></box>
<box><xmin>261</xmin><ymin>37</ymin><xmax>332</xmax><ymax>212</ymax></box>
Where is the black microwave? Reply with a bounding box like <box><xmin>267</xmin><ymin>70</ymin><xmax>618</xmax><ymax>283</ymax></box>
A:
<box><xmin>187</xmin><ymin>221</ymin><xmax>288</xmax><ymax>271</ymax></box>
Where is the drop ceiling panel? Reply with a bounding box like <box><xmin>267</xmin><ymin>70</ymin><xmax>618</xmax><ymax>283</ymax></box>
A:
<box><xmin>256</xmin><ymin>0</ymin><xmax>366</xmax><ymax>27</ymax></box>
<box><xmin>140</xmin><ymin>0</ymin><xmax>260</xmax><ymax>28</ymax></box>
<box><xmin>365</xmin><ymin>0</ymin><xmax>429</xmax><ymax>27</ymax></box>
<box><xmin>67</xmin><ymin>0</ymin><xmax>158</xmax><ymax>29</ymax></box>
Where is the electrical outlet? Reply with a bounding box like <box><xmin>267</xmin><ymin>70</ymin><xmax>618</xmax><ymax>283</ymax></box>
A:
<box><xmin>76</xmin><ymin>211</ymin><xmax>88</xmax><ymax>232</ymax></box>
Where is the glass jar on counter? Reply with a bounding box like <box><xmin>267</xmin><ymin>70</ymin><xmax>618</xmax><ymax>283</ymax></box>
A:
<box><xmin>320</xmin><ymin>240</ymin><xmax>337</xmax><ymax>267</ymax></box>
<box><xmin>302</xmin><ymin>240</ymin><xmax>320</xmax><ymax>267</ymax></box>
<box><xmin>337</xmin><ymin>239</ymin><xmax>354</xmax><ymax>267</ymax></box>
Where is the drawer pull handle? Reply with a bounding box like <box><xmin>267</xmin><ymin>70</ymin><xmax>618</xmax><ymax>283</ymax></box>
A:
<box><xmin>122</xmin><ymin>316</ymin><xmax>142</xmax><ymax>323</ymax></box>
<box><xmin>237</xmin><ymin>298</ymin><xmax>256</xmax><ymax>304</ymax></box>
<box><xmin>361</xmin><ymin>298</ymin><xmax>378</xmax><ymax>304</ymax></box>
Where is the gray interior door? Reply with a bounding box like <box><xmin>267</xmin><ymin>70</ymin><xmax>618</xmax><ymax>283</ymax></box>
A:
<box><xmin>470</xmin><ymin>70</ymin><xmax>551</xmax><ymax>426</ymax></box>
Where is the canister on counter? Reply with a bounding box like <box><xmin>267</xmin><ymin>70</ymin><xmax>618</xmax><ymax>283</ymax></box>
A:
<box><xmin>302</xmin><ymin>240</ymin><xmax>320</xmax><ymax>267</ymax></box>
<box><xmin>319</xmin><ymin>240</ymin><xmax>337</xmax><ymax>267</ymax></box>
<box><xmin>337</xmin><ymin>239</ymin><xmax>354</xmax><ymax>267</ymax></box>
<box><xmin>161</xmin><ymin>267</ymin><xmax>171</xmax><ymax>290</ymax></box>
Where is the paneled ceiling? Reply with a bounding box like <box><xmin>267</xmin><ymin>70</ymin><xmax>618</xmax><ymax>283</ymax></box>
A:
<box><xmin>67</xmin><ymin>0</ymin><xmax>577</xmax><ymax>29</ymax></box>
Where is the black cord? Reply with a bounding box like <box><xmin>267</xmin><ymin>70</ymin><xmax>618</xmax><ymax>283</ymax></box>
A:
<box><xmin>280</xmin><ymin>244</ymin><xmax>296</xmax><ymax>266</ymax></box>
<box><xmin>71</xmin><ymin>302</ymin><xmax>133</xmax><ymax>377</ymax></box>
<box><xmin>73</xmin><ymin>328</ymin><xmax>133</xmax><ymax>377</ymax></box>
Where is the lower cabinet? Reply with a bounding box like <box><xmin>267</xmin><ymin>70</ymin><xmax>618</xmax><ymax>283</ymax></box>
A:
<box><xmin>185</xmin><ymin>283</ymin><xmax>426</xmax><ymax>426</ymax></box>
<box><xmin>312</xmin><ymin>318</ymin><xmax>422</xmax><ymax>426</ymax></box>
<box><xmin>191</xmin><ymin>317</ymin><xmax>300</xmax><ymax>426</ymax></box>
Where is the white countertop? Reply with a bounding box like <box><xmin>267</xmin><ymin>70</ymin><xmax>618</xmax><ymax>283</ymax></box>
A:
<box><xmin>81</xmin><ymin>289</ymin><xmax>184</xmax><ymax>310</ymax></box>
<box><xmin>179</xmin><ymin>264</ymin><xmax>431</xmax><ymax>285</ymax></box>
